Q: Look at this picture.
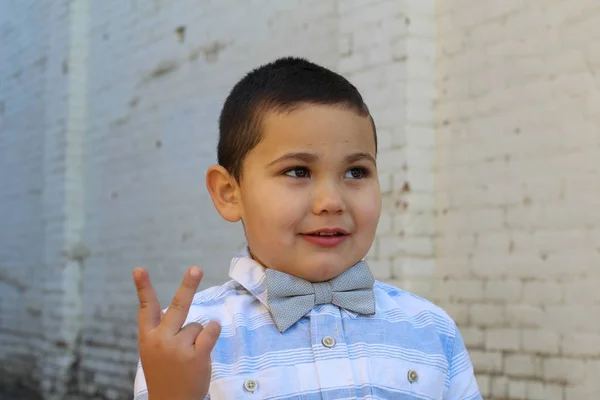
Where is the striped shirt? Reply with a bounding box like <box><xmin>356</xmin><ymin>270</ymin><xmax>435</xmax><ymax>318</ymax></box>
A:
<box><xmin>134</xmin><ymin>248</ymin><xmax>481</xmax><ymax>400</ymax></box>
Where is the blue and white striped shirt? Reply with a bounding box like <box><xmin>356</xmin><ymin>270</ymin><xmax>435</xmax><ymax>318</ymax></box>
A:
<box><xmin>134</xmin><ymin>248</ymin><xmax>481</xmax><ymax>400</ymax></box>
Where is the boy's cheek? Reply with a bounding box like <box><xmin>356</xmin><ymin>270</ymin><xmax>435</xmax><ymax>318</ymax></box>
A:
<box><xmin>355</xmin><ymin>195</ymin><xmax>382</xmax><ymax>218</ymax></box>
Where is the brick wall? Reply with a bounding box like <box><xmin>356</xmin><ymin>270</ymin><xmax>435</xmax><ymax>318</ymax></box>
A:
<box><xmin>435</xmin><ymin>1</ymin><xmax>600</xmax><ymax>399</ymax></box>
<box><xmin>0</xmin><ymin>0</ymin><xmax>52</xmax><ymax>393</ymax></box>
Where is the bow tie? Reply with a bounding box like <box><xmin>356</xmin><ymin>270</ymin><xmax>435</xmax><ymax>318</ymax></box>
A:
<box><xmin>265</xmin><ymin>261</ymin><xmax>376</xmax><ymax>333</ymax></box>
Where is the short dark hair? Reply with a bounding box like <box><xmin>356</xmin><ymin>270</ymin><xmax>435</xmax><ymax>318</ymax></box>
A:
<box><xmin>217</xmin><ymin>56</ymin><xmax>376</xmax><ymax>181</ymax></box>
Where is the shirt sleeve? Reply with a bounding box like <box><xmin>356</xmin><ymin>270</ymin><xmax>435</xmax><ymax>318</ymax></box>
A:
<box><xmin>444</xmin><ymin>324</ymin><xmax>483</xmax><ymax>400</ymax></box>
<box><xmin>133</xmin><ymin>360</ymin><xmax>148</xmax><ymax>400</ymax></box>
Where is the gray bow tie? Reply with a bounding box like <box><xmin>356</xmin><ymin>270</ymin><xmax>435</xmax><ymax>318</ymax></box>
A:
<box><xmin>265</xmin><ymin>261</ymin><xmax>376</xmax><ymax>333</ymax></box>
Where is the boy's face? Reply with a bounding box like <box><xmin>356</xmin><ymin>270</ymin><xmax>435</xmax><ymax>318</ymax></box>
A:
<box><xmin>237</xmin><ymin>104</ymin><xmax>381</xmax><ymax>282</ymax></box>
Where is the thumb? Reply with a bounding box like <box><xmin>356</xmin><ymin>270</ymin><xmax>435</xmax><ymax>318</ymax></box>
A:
<box><xmin>195</xmin><ymin>321</ymin><xmax>222</xmax><ymax>355</ymax></box>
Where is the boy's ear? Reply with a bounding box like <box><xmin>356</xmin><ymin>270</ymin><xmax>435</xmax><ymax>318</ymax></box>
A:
<box><xmin>206</xmin><ymin>165</ymin><xmax>242</xmax><ymax>222</ymax></box>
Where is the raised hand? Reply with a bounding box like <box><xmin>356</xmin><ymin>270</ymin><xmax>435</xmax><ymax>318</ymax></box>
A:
<box><xmin>133</xmin><ymin>266</ymin><xmax>221</xmax><ymax>400</ymax></box>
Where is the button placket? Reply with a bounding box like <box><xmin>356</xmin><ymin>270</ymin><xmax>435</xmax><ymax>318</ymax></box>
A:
<box><xmin>310</xmin><ymin>307</ymin><xmax>353</xmax><ymax>398</ymax></box>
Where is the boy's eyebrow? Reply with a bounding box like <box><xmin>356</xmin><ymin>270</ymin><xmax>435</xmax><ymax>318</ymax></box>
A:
<box><xmin>267</xmin><ymin>152</ymin><xmax>318</xmax><ymax>167</ymax></box>
<box><xmin>346</xmin><ymin>152</ymin><xmax>376</xmax><ymax>165</ymax></box>
<box><xmin>267</xmin><ymin>151</ymin><xmax>376</xmax><ymax>167</ymax></box>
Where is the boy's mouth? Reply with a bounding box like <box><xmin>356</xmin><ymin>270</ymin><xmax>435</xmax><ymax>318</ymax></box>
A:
<box><xmin>300</xmin><ymin>228</ymin><xmax>350</xmax><ymax>247</ymax></box>
<box><xmin>302</xmin><ymin>228</ymin><xmax>349</xmax><ymax>237</ymax></box>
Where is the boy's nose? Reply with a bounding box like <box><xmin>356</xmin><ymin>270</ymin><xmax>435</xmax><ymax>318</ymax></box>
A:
<box><xmin>312</xmin><ymin>182</ymin><xmax>346</xmax><ymax>215</ymax></box>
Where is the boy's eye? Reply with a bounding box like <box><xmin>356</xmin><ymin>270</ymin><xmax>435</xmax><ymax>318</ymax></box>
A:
<box><xmin>345</xmin><ymin>167</ymin><xmax>369</xmax><ymax>179</ymax></box>
<box><xmin>284</xmin><ymin>167</ymin><xmax>310</xmax><ymax>178</ymax></box>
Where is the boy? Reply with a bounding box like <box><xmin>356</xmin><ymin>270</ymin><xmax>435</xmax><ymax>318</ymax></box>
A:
<box><xmin>132</xmin><ymin>57</ymin><xmax>481</xmax><ymax>400</ymax></box>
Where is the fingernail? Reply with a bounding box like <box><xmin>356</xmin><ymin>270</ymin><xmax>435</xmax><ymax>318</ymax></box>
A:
<box><xmin>190</xmin><ymin>266</ymin><xmax>200</xmax><ymax>277</ymax></box>
<box><xmin>207</xmin><ymin>321</ymin><xmax>222</xmax><ymax>337</ymax></box>
<box><xmin>133</xmin><ymin>267</ymin><xmax>144</xmax><ymax>280</ymax></box>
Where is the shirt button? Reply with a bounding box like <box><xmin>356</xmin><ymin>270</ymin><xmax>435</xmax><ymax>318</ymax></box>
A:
<box><xmin>407</xmin><ymin>369</ymin><xmax>418</xmax><ymax>383</ymax></box>
<box><xmin>322</xmin><ymin>336</ymin><xmax>336</xmax><ymax>348</ymax></box>
<box><xmin>243</xmin><ymin>379</ymin><xmax>258</xmax><ymax>392</ymax></box>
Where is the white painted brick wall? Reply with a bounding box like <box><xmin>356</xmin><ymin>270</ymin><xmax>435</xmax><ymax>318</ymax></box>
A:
<box><xmin>0</xmin><ymin>0</ymin><xmax>52</xmax><ymax>394</ymax></box>
<box><xmin>436</xmin><ymin>1</ymin><xmax>600</xmax><ymax>399</ymax></box>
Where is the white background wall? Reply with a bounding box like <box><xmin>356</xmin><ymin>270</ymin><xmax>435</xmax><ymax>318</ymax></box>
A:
<box><xmin>435</xmin><ymin>1</ymin><xmax>600</xmax><ymax>399</ymax></box>
<box><xmin>1</xmin><ymin>0</ymin><xmax>599</xmax><ymax>399</ymax></box>
<box><xmin>0</xmin><ymin>0</ymin><xmax>52</xmax><ymax>393</ymax></box>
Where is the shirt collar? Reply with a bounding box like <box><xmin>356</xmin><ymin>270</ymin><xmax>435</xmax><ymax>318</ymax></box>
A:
<box><xmin>228</xmin><ymin>246</ymin><xmax>270</xmax><ymax>308</ymax></box>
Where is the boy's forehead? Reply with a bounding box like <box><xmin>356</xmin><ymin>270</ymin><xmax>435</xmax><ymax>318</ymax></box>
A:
<box><xmin>258</xmin><ymin>105</ymin><xmax>376</xmax><ymax>153</ymax></box>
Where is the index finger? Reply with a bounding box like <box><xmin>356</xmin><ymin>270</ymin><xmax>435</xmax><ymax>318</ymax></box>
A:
<box><xmin>133</xmin><ymin>267</ymin><xmax>161</xmax><ymax>334</ymax></box>
<box><xmin>161</xmin><ymin>266</ymin><xmax>203</xmax><ymax>335</ymax></box>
